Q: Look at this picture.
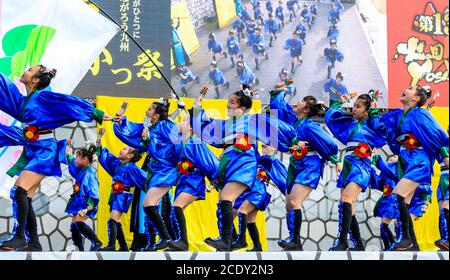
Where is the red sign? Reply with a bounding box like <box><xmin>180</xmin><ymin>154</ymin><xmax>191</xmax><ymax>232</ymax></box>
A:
<box><xmin>387</xmin><ymin>1</ymin><xmax>449</xmax><ymax>108</ymax></box>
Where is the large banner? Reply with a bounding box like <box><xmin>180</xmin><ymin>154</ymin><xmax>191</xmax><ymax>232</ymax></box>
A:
<box><xmin>387</xmin><ymin>1</ymin><xmax>449</xmax><ymax>108</ymax></box>
<box><xmin>74</xmin><ymin>0</ymin><xmax>171</xmax><ymax>98</ymax></box>
<box><xmin>0</xmin><ymin>0</ymin><xmax>117</xmax><ymax>195</ymax></box>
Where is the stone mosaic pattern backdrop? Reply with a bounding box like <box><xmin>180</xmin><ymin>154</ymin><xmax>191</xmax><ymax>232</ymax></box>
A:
<box><xmin>171</xmin><ymin>0</ymin><xmax>216</xmax><ymax>29</ymax></box>
<box><xmin>0</xmin><ymin>121</ymin><xmax>391</xmax><ymax>251</ymax></box>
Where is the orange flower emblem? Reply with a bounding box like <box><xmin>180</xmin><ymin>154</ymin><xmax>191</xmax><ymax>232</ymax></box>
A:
<box><xmin>234</xmin><ymin>134</ymin><xmax>252</xmax><ymax>151</ymax></box>
<box><xmin>257</xmin><ymin>169</ymin><xmax>270</xmax><ymax>183</ymax></box>
<box><xmin>111</xmin><ymin>181</ymin><xmax>125</xmax><ymax>194</ymax></box>
<box><xmin>383</xmin><ymin>184</ymin><xmax>393</xmax><ymax>196</ymax></box>
<box><xmin>177</xmin><ymin>158</ymin><xmax>195</xmax><ymax>175</ymax></box>
<box><xmin>354</xmin><ymin>142</ymin><xmax>371</xmax><ymax>159</ymax></box>
<box><xmin>404</xmin><ymin>133</ymin><xmax>421</xmax><ymax>150</ymax></box>
<box><xmin>73</xmin><ymin>183</ymin><xmax>80</xmax><ymax>193</ymax></box>
<box><xmin>23</xmin><ymin>126</ymin><xmax>39</xmax><ymax>142</ymax></box>
<box><xmin>290</xmin><ymin>145</ymin><xmax>308</xmax><ymax>160</ymax></box>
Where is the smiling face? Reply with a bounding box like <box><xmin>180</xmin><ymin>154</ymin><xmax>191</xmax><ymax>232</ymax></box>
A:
<box><xmin>75</xmin><ymin>153</ymin><xmax>89</xmax><ymax>168</ymax></box>
<box><xmin>352</xmin><ymin>98</ymin><xmax>369</xmax><ymax>120</ymax></box>
<box><xmin>400</xmin><ymin>85</ymin><xmax>420</xmax><ymax>106</ymax></box>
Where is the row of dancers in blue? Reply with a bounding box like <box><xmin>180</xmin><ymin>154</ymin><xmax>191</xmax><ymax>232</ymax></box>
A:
<box><xmin>0</xmin><ymin>65</ymin><xmax>448</xmax><ymax>252</ymax></box>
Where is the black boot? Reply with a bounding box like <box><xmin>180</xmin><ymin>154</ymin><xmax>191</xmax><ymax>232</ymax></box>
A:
<box><xmin>348</xmin><ymin>215</ymin><xmax>365</xmax><ymax>251</ymax></box>
<box><xmin>168</xmin><ymin>206</ymin><xmax>189</xmax><ymax>251</ymax></box>
<box><xmin>391</xmin><ymin>195</ymin><xmax>414</xmax><ymax>251</ymax></box>
<box><xmin>283</xmin><ymin>210</ymin><xmax>303</xmax><ymax>251</ymax></box>
<box><xmin>144</xmin><ymin>206</ymin><xmax>171</xmax><ymax>251</ymax></box>
<box><xmin>1</xmin><ymin>186</ymin><xmax>28</xmax><ymax>251</ymax></box>
<box><xmin>231</xmin><ymin>56</ymin><xmax>235</xmax><ymax>68</ymax></box>
<box><xmin>215</xmin><ymin>87</ymin><xmax>220</xmax><ymax>99</ymax></box>
<box><xmin>205</xmin><ymin>201</ymin><xmax>233</xmax><ymax>251</ymax></box>
<box><xmin>18</xmin><ymin>197</ymin><xmax>42</xmax><ymax>251</ymax></box>
<box><xmin>181</xmin><ymin>86</ymin><xmax>188</xmax><ymax>98</ymax></box>
<box><xmin>70</xmin><ymin>223</ymin><xmax>84</xmax><ymax>251</ymax></box>
<box><xmin>269</xmin><ymin>37</ymin><xmax>273</xmax><ymax>47</ymax></box>
<box><xmin>329</xmin><ymin>202</ymin><xmax>351</xmax><ymax>251</ymax></box>
<box><xmin>101</xmin><ymin>219</ymin><xmax>118</xmax><ymax>251</ymax></box>
<box><xmin>143</xmin><ymin>216</ymin><xmax>157</xmax><ymax>251</ymax></box>
<box><xmin>255</xmin><ymin>58</ymin><xmax>260</xmax><ymax>71</ymax></box>
<box><xmin>224</xmin><ymin>52</ymin><xmax>228</xmax><ymax>59</ymax></box>
<box><xmin>436</xmin><ymin>209</ymin><xmax>450</xmax><ymax>251</ymax></box>
<box><xmin>327</xmin><ymin>66</ymin><xmax>332</xmax><ymax>79</ymax></box>
<box><xmin>76</xmin><ymin>222</ymin><xmax>102</xmax><ymax>251</ymax></box>
<box><xmin>247</xmin><ymin>223</ymin><xmax>262</xmax><ymax>251</ymax></box>
<box><xmin>116</xmin><ymin>222</ymin><xmax>129</xmax><ymax>251</ymax></box>
<box><xmin>406</xmin><ymin>204</ymin><xmax>420</xmax><ymax>251</ymax></box>
<box><xmin>380</xmin><ymin>223</ymin><xmax>395</xmax><ymax>251</ymax></box>
<box><xmin>130</xmin><ymin>232</ymin><xmax>147</xmax><ymax>252</ymax></box>
<box><xmin>291</xmin><ymin>62</ymin><xmax>295</xmax><ymax>74</ymax></box>
<box><xmin>231</xmin><ymin>213</ymin><xmax>248</xmax><ymax>250</ymax></box>
<box><xmin>224</xmin><ymin>81</ymin><xmax>230</xmax><ymax>90</ymax></box>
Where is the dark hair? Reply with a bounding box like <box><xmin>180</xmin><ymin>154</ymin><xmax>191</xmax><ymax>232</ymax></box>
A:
<box><xmin>232</xmin><ymin>84</ymin><xmax>253</xmax><ymax>110</ymax></box>
<box><xmin>76</xmin><ymin>144</ymin><xmax>97</xmax><ymax>164</ymax></box>
<box><xmin>415</xmin><ymin>85</ymin><xmax>432</xmax><ymax>107</ymax></box>
<box><xmin>356</xmin><ymin>94</ymin><xmax>372</xmax><ymax>111</ymax></box>
<box><xmin>336</xmin><ymin>72</ymin><xmax>343</xmax><ymax>81</ymax></box>
<box><xmin>303</xmin><ymin>96</ymin><xmax>324</xmax><ymax>117</ymax></box>
<box><xmin>209</xmin><ymin>32</ymin><xmax>215</xmax><ymax>39</ymax></box>
<box><xmin>34</xmin><ymin>64</ymin><xmax>57</xmax><ymax>90</ymax></box>
<box><xmin>128</xmin><ymin>148</ymin><xmax>142</xmax><ymax>163</ymax></box>
<box><xmin>152</xmin><ymin>98</ymin><xmax>170</xmax><ymax>121</ymax></box>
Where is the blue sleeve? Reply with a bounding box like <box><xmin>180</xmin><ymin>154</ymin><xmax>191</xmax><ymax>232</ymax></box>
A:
<box><xmin>304</xmin><ymin>122</ymin><xmax>339</xmax><ymax>162</ymax></box>
<box><xmin>323</xmin><ymin>79</ymin><xmax>331</xmax><ymax>92</ymax></box>
<box><xmin>269</xmin><ymin>157</ymin><xmax>288</xmax><ymax>195</ymax></box>
<box><xmin>247</xmin><ymin>114</ymin><xmax>297</xmax><ymax>153</ymax></box>
<box><xmin>269</xmin><ymin>90</ymin><xmax>297</xmax><ymax>125</ymax></box>
<box><xmin>373</xmin><ymin>155</ymin><xmax>398</xmax><ymax>181</ymax></box>
<box><xmin>82</xmin><ymin>170</ymin><xmax>100</xmax><ymax>206</ymax></box>
<box><xmin>208</xmin><ymin>40</ymin><xmax>213</xmax><ymax>50</ymax></box>
<box><xmin>340</xmin><ymin>85</ymin><xmax>348</xmax><ymax>94</ymax></box>
<box><xmin>336</xmin><ymin>50</ymin><xmax>344</xmax><ymax>61</ymax></box>
<box><xmin>127</xmin><ymin>164</ymin><xmax>148</xmax><ymax>191</ymax></box>
<box><xmin>324</xmin><ymin>106</ymin><xmax>357</xmax><ymax>145</ymax></box>
<box><xmin>184</xmin><ymin>142</ymin><xmax>219</xmax><ymax>181</ymax></box>
<box><xmin>379</xmin><ymin>109</ymin><xmax>403</xmax><ymax>143</ymax></box>
<box><xmin>113</xmin><ymin>117</ymin><xmax>148</xmax><ymax>152</ymax></box>
<box><xmin>0</xmin><ymin>124</ymin><xmax>24</xmax><ymax>147</ymax></box>
<box><xmin>410</xmin><ymin>109</ymin><xmax>449</xmax><ymax>157</ymax></box>
<box><xmin>0</xmin><ymin>73</ymin><xmax>25</xmax><ymax>120</ymax></box>
<box><xmin>191</xmin><ymin>108</ymin><xmax>226</xmax><ymax>148</ymax></box>
<box><xmin>98</xmin><ymin>147</ymin><xmax>122</xmax><ymax>176</ymax></box>
<box><xmin>68</xmin><ymin>156</ymin><xmax>83</xmax><ymax>179</ymax></box>
<box><xmin>29</xmin><ymin>91</ymin><xmax>104</xmax><ymax>128</ymax></box>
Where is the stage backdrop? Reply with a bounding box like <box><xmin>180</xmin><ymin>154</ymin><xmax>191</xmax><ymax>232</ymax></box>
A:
<box><xmin>95</xmin><ymin>96</ymin><xmax>268</xmax><ymax>252</ymax></box>
<box><xmin>74</xmin><ymin>0</ymin><xmax>171</xmax><ymax>98</ymax></box>
<box><xmin>387</xmin><ymin>0</ymin><xmax>449</xmax><ymax>108</ymax></box>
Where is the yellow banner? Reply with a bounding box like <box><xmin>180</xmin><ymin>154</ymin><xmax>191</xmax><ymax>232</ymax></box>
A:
<box><xmin>95</xmin><ymin>96</ymin><xmax>268</xmax><ymax>251</ymax></box>
<box><xmin>214</xmin><ymin>0</ymin><xmax>237</xmax><ymax>29</ymax></box>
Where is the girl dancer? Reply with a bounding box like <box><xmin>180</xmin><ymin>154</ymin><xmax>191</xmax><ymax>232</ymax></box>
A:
<box><xmin>324</xmin><ymin>93</ymin><xmax>386</xmax><ymax>251</ymax></box>
<box><xmin>113</xmin><ymin>98</ymin><xmax>181</xmax><ymax>251</ymax></box>
<box><xmin>376</xmin><ymin>85</ymin><xmax>449</xmax><ymax>251</ymax></box>
<box><xmin>270</xmin><ymin>84</ymin><xmax>341</xmax><ymax>251</ymax></box>
<box><xmin>167</xmin><ymin>113</ymin><xmax>220</xmax><ymax>251</ymax></box>
<box><xmin>97</xmin><ymin>137</ymin><xmax>147</xmax><ymax>251</ymax></box>
<box><xmin>0</xmin><ymin>65</ymin><xmax>111</xmax><ymax>250</ymax></box>
<box><xmin>192</xmin><ymin>85</ymin><xmax>295</xmax><ymax>251</ymax></box>
<box><xmin>66</xmin><ymin>143</ymin><xmax>102</xmax><ymax>251</ymax></box>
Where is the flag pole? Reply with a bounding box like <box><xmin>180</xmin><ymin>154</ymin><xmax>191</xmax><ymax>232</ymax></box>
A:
<box><xmin>87</xmin><ymin>0</ymin><xmax>181</xmax><ymax>100</ymax></box>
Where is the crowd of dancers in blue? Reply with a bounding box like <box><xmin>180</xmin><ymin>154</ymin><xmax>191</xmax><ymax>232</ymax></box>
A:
<box><xmin>0</xmin><ymin>59</ymin><xmax>448</xmax><ymax>252</ymax></box>
<box><xmin>175</xmin><ymin>0</ymin><xmax>346</xmax><ymax>103</ymax></box>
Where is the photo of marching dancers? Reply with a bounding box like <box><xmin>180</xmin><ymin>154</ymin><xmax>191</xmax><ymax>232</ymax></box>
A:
<box><xmin>170</xmin><ymin>0</ymin><xmax>387</xmax><ymax>108</ymax></box>
<box><xmin>0</xmin><ymin>0</ymin><xmax>448</xmax><ymax>265</ymax></box>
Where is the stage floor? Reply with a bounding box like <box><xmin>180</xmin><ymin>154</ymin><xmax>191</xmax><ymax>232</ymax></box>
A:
<box><xmin>0</xmin><ymin>251</ymin><xmax>448</xmax><ymax>260</ymax></box>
